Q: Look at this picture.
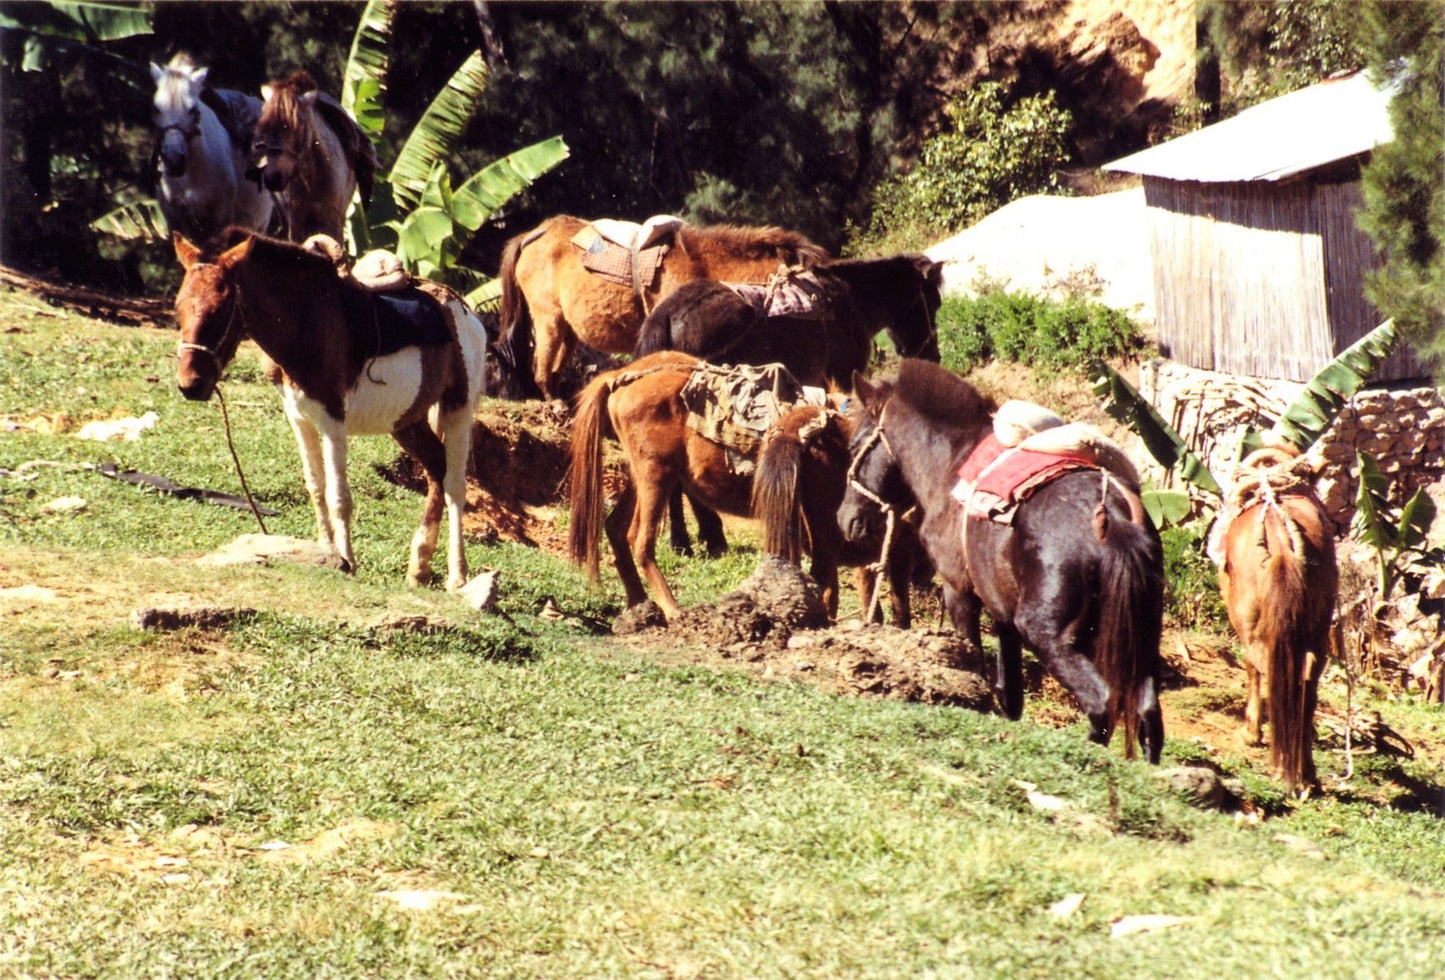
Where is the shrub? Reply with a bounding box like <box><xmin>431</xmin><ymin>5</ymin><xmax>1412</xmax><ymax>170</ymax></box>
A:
<box><xmin>852</xmin><ymin>83</ymin><xmax>1072</xmax><ymax>255</ymax></box>
<box><xmin>935</xmin><ymin>291</ymin><xmax>1146</xmax><ymax>374</ymax></box>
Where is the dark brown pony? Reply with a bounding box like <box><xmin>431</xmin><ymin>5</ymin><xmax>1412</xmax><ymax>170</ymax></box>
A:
<box><xmin>173</xmin><ymin>229</ymin><xmax>488</xmax><ymax>590</ymax></box>
<box><xmin>570</xmin><ymin>352</ymin><xmax>879</xmax><ymax>620</ymax></box>
<box><xmin>250</xmin><ymin>71</ymin><xmax>377</xmax><ymax>242</ymax></box>
<box><xmin>633</xmin><ymin>254</ymin><xmax>943</xmax><ymax>388</ymax></box>
<box><xmin>837</xmin><ymin>360</ymin><xmax>1165</xmax><ymax>762</ymax></box>
<box><xmin>497</xmin><ymin>215</ymin><xmax>829</xmax><ymax>400</ymax></box>
<box><xmin>1217</xmin><ymin>447</ymin><xmax>1338</xmax><ymax>795</ymax></box>
<box><xmin>752</xmin><ymin>403</ymin><xmax>922</xmax><ymax>626</ymax></box>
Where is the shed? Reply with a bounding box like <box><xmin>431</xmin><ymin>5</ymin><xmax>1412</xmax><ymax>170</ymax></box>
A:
<box><xmin>1104</xmin><ymin>72</ymin><xmax>1424</xmax><ymax>382</ymax></box>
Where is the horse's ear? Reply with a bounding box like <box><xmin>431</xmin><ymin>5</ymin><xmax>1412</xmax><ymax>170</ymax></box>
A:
<box><xmin>173</xmin><ymin>233</ymin><xmax>201</xmax><ymax>270</ymax></box>
<box><xmin>261</xmin><ymin>84</ymin><xmax>275</xmax><ymax>103</ymax></box>
<box><xmin>190</xmin><ymin>66</ymin><xmax>209</xmax><ymax>88</ymax></box>
<box><xmin>219</xmin><ymin>235</ymin><xmax>255</xmax><ymax>267</ymax></box>
<box><xmin>150</xmin><ymin>62</ymin><xmax>164</xmax><ymax>84</ymax></box>
<box><xmin>300</xmin><ymin>90</ymin><xmax>319</xmax><ymax>107</ymax></box>
<box><xmin>853</xmin><ymin>372</ymin><xmax>881</xmax><ymax>409</ymax></box>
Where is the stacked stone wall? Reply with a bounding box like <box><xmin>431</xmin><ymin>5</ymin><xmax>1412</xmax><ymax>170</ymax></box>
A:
<box><xmin>1137</xmin><ymin>359</ymin><xmax>1445</xmax><ymax>525</ymax></box>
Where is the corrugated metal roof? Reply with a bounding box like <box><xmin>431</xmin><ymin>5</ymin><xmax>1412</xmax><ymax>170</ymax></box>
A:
<box><xmin>1104</xmin><ymin>72</ymin><xmax>1394</xmax><ymax>182</ymax></box>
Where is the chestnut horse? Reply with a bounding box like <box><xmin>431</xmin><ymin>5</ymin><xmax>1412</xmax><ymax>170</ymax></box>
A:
<box><xmin>570</xmin><ymin>352</ymin><xmax>886</xmax><ymax>620</ymax></box>
<box><xmin>635</xmin><ymin>253</ymin><xmax>943</xmax><ymax>558</ymax></box>
<box><xmin>497</xmin><ymin>215</ymin><xmax>829</xmax><ymax>400</ymax></box>
<box><xmin>752</xmin><ymin>403</ymin><xmax>923</xmax><ymax>626</ymax></box>
<box><xmin>1215</xmin><ymin>446</ymin><xmax>1338</xmax><ymax>795</ymax></box>
<box><xmin>250</xmin><ymin>71</ymin><xmax>377</xmax><ymax>241</ymax></box>
<box><xmin>174</xmin><ymin>230</ymin><xmax>487</xmax><ymax>590</ymax></box>
<box><xmin>838</xmin><ymin>360</ymin><xmax>1165</xmax><ymax>761</ymax></box>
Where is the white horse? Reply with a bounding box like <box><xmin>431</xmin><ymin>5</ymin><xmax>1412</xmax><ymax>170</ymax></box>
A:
<box><xmin>151</xmin><ymin>54</ymin><xmax>273</xmax><ymax>242</ymax></box>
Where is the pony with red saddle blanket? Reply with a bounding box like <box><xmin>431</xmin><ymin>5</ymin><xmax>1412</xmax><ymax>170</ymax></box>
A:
<box><xmin>838</xmin><ymin>360</ymin><xmax>1165</xmax><ymax>762</ymax></box>
<box><xmin>1213</xmin><ymin>445</ymin><xmax>1338</xmax><ymax>795</ymax></box>
<box><xmin>173</xmin><ymin>230</ymin><xmax>487</xmax><ymax>590</ymax></box>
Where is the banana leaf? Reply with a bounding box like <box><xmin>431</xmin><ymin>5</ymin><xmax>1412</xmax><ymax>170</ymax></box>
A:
<box><xmin>1090</xmin><ymin>360</ymin><xmax>1221</xmax><ymax>496</ymax></box>
<box><xmin>450</xmin><ymin>137</ymin><xmax>571</xmax><ymax>231</ymax></box>
<box><xmin>388</xmin><ymin>51</ymin><xmax>490</xmax><ymax>211</ymax></box>
<box><xmin>1141</xmin><ymin>488</ymin><xmax>1193</xmax><ymax>529</ymax></box>
<box><xmin>90</xmin><ymin>199</ymin><xmax>166</xmax><ymax>243</ymax></box>
<box><xmin>0</xmin><ymin>2</ymin><xmax>152</xmax><ymax>42</ymax></box>
<box><xmin>341</xmin><ymin>0</ymin><xmax>394</xmax><ymax>140</ymax></box>
<box><xmin>1271</xmin><ymin>319</ymin><xmax>1398</xmax><ymax>451</ymax></box>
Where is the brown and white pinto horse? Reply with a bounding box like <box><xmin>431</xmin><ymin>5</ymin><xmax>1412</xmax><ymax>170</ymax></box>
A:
<box><xmin>497</xmin><ymin>215</ymin><xmax>829</xmax><ymax>400</ymax></box>
<box><xmin>173</xmin><ymin>230</ymin><xmax>487</xmax><ymax>590</ymax></box>
<box><xmin>250</xmin><ymin>71</ymin><xmax>377</xmax><ymax>242</ymax></box>
<box><xmin>1215</xmin><ymin>446</ymin><xmax>1338</xmax><ymax>795</ymax></box>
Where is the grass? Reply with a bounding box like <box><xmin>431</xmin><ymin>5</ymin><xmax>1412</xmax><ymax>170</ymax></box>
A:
<box><xmin>2</xmin><ymin>289</ymin><xmax>1444</xmax><ymax>976</ymax></box>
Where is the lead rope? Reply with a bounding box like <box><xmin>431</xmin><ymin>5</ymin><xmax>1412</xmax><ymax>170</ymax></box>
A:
<box><xmin>846</xmin><ymin>410</ymin><xmax>899</xmax><ymax>624</ymax></box>
<box><xmin>213</xmin><ymin>385</ymin><xmax>268</xmax><ymax>535</ymax></box>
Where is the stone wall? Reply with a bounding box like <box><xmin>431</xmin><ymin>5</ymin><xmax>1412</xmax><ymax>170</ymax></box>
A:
<box><xmin>1138</xmin><ymin>359</ymin><xmax>1445</xmax><ymax>526</ymax></box>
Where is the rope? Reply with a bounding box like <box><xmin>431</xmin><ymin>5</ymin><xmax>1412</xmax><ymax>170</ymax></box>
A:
<box><xmin>214</xmin><ymin>385</ymin><xmax>268</xmax><ymax>534</ymax></box>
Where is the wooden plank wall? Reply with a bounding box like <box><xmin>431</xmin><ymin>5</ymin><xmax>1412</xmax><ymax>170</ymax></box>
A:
<box><xmin>1143</xmin><ymin>175</ymin><xmax>1431</xmax><ymax>383</ymax></box>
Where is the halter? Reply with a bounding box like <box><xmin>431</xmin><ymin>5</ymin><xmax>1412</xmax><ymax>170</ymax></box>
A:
<box><xmin>176</xmin><ymin>271</ymin><xmax>243</xmax><ymax>368</ymax></box>
<box><xmin>845</xmin><ymin>399</ymin><xmax>904</xmax><ymax>623</ymax></box>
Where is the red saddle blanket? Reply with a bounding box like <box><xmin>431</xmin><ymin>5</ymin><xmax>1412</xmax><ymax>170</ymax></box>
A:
<box><xmin>953</xmin><ymin>433</ymin><xmax>1098</xmax><ymax>523</ymax></box>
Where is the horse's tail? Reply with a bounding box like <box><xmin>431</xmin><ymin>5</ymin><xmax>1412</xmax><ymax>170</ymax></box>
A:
<box><xmin>753</xmin><ymin>429</ymin><xmax>806</xmax><ymax>563</ymax></box>
<box><xmin>1094</xmin><ymin>512</ymin><xmax>1165</xmax><ymax>761</ymax></box>
<box><xmin>1256</xmin><ymin>512</ymin><xmax>1316</xmax><ymax>793</ymax></box>
<box><xmin>497</xmin><ymin>232</ymin><xmax>542</xmax><ymax>400</ymax></box>
<box><xmin>632</xmin><ymin>302</ymin><xmax>675</xmax><ymax>359</ymax></box>
<box><xmin>568</xmin><ymin>372</ymin><xmax>614</xmax><ymax>582</ymax></box>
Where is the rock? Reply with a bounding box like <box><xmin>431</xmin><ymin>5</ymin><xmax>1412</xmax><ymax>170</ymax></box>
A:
<box><xmin>457</xmin><ymin>569</ymin><xmax>500</xmax><ymax>612</ymax></box>
<box><xmin>724</xmin><ymin>555</ymin><xmax>829</xmax><ymax>630</ymax></box>
<box><xmin>1152</xmin><ymin>765</ymin><xmax>1239</xmax><ymax>810</ymax></box>
<box><xmin>199</xmin><ymin>534</ymin><xmax>347</xmax><ymax>570</ymax></box>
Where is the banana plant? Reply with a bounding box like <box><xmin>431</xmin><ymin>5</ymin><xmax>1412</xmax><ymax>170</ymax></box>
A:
<box><xmin>1351</xmin><ymin>450</ymin><xmax>1441</xmax><ymax>601</ymax></box>
<box><xmin>1090</xmin><ymin>317</ymin><xmax>1400</xmax><ymax>523</ymax></box>
<box><xmin>0</xmin><ymin>1</ymin><xmax>153</xmax><ymax>72</ymax></box>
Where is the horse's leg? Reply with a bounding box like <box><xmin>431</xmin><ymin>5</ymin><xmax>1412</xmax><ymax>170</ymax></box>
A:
<box><xmin>285</xmin><ymin>411</ymin><xmax>339</xmax><ymax>559</ymax></box>
<box><xmin>852</xmin><ymin>567</ymin><xmax>879</xmax><ymax>624</ymax></box>
<box><xmin>1138</xmin><ymin>675</ymin><xmax>1165</xmax><ymax>765</ymax></box>
<box><xmin>629</xmin><ymin>464</ymin><xmax>683</xmax><ymax>618</ymax></box>
<box><xmin>667</xmin><ymin>487</ymin><xmax>694</xmax><ymax>556</ymax></box>
<box><xmin>690</xmin><ymin>496</ymin><xmax>729</xmax><ymax>558</ymax></box>
<box><xmin>943</xmin><ymin>584</ymin><xmax>985</xmax><ymax>666</ymax></box>
<box><xmin>392</xmin><ymin>421</ymin><xmax>452</xmax><ymax>589</ymax></box>
<box><xmin>531</xmin><ymin>308</ymin><xmax>571</xmax><ymax>400</ymax></box>
<box><xmin>603</xmin><ymin>485</ymin><xmax>650</xmax><ymax>608</ymax></box>
<box><xmin>316</xmin><ymin>419</ymin><xmax>356</xmax><ymax>574</ymax></box>
<box><xmin>993</xmin><ymin>623</ymin><xmax>1028</xmax><ymax>723</ymax></box>
<box><xmin>1243</xmin><ymin>654</ymin><xmax>1266</xmax><ymax>746</ymax></box>
<box><xmin>885</xmin><ymin>544</ymin><xmax>914</xmax><ymax>629</ymax></box>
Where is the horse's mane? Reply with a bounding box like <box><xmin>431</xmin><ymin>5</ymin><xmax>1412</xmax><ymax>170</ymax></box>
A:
<box><xmin>894</xmin><ymin>359</ymin><xmax>996</xmax><ymax>427</ymax></box>
<box><xmin>679</xmin><ymin>224</ymin><xmax>828</xmax><ymax>267</ymax></box>
<box><xmin>260</xmin><ymin>71</ymin><xmax>318</xmax><ymax>130</ymax></box>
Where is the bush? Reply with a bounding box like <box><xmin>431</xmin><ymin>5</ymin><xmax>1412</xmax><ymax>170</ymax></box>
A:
<box><xmin>1160</xmin><ymin>523</ymin><xmax>1228</xmax><ymax>633</ymax></box>
<box><xmin>852</xmin><ymin>83</ymin><xmax>1072</xmax><ymax>255</ymax></box>
<box><xmin>936</xmin><ymin>290</ymin><xmax>1146</xmax><ymax>374</ymax></box>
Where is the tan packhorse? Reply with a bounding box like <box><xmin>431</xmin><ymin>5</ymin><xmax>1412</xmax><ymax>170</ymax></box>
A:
<box><xmin>174</xmin><ymin>230</ymin><xmax>487</xmax><ymax>590</ymax></box>
<box><xmin>497</xmin><ymin>215</ymin><xmax>829</xmax><ymax>400</ymax></box>
<box><xmin>570</xmin><ymin>352</ymin><xmax>869</xmax><ymax>620</ymax></box>
<box><xmin>250</xmin><ymin>71</ymin><xmax>377</xmax><ymax>242</ymax></box>
<box><xmin>1216</xmin><ymin>446</ymin><xmax>1339</xmax><ymax>795</ymax></box>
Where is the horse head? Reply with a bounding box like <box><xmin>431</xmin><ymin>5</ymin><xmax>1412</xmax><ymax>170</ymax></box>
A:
<box><xmin>174</xmin><ymin>232</ymin><xmax>253</xmax><ymax>401</ymax></box>
<box><xmin>252</xmin><ymin>72</ymin><xmax>319</xmax><ymax>193</ymax></box>
<box><xmin>838</xmin><ymin>373</ymin><xmax>911</xmax><ymax>546</ymax></box>
<box><xmin>151</xmin><ymin>56</ymin><xmax>209</xmax><ymax>178</ymax></box>
<box><xmin>893</xmin><ymin>254</ymin><xmax>944</xmax><ymax>362</ymax></box>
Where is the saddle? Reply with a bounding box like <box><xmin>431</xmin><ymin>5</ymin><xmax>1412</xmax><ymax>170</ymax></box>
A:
<box><xmin>569</xmin><ymin>216</ymin><xmax>684</xmax><ymax>293</ymax></box>
<box><xmin>198</xmin><ymin>87</ymin><xmax>263</xmax><ymax>156</ymax></box>
<box><xmin>952</xmin><ymin>403</ymin><xmax>1141</xmax><ymax>525</ymax></box>
<box><xmin>680</xmin><ymin>362</ymin><xmax>829</xmax><ymax>474</ymax></box>
<box><xmin>301</xmin><ymin>235</ymin><xmax>454</xmax><ymax>354</ymax></box>
<box><xmin>726</xmin><ymin>267</ymin><xmax>829</xmax><ymax>319</ymax></box>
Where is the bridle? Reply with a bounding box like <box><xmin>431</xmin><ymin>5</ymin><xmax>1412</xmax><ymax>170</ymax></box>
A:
<box><xmin>176</xmin><ymin>270</ymin><xmax>243</xmax><ymax>369</ymax></box>
<box><xmin>845</xmin><ymin>398</ymin><xmax>906</xmax><ymax>622</ymax></box>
